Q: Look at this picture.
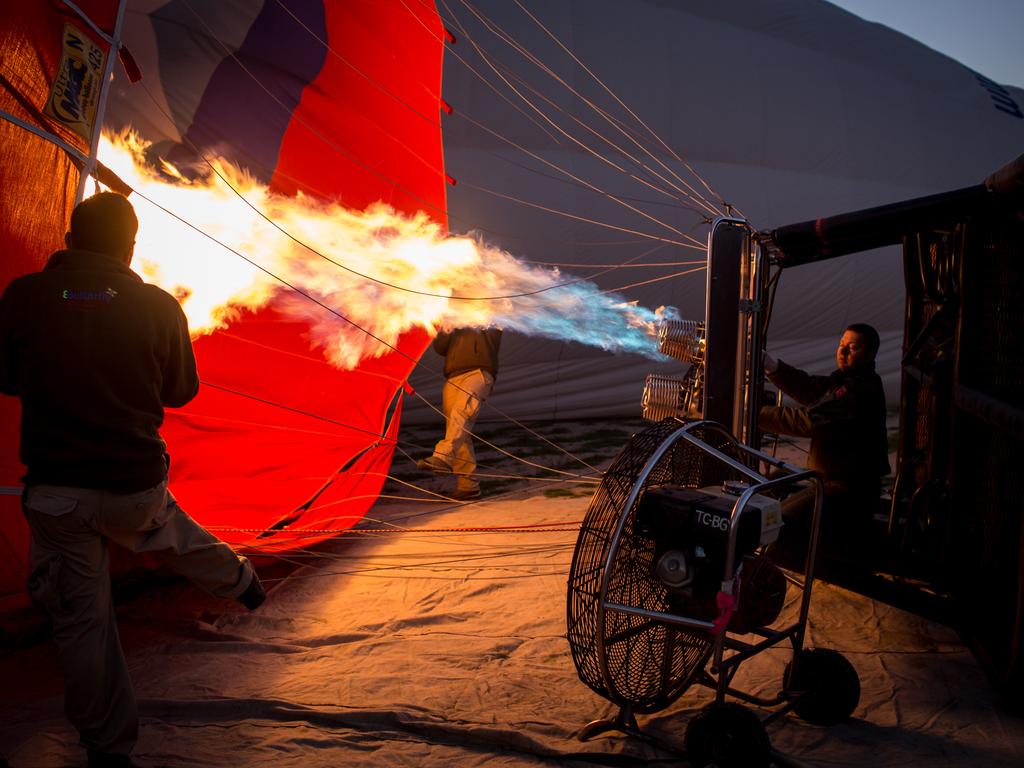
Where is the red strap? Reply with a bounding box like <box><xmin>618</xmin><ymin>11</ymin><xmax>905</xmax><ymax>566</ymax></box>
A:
<box><xmin>711</xmin><ymin>591</ymin><xmax>736</xmax><ymax>634</ymax></box>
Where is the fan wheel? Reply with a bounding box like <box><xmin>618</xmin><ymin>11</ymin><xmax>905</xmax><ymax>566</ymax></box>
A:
<box><xmin>684</xmin><ymin>701</ymin><xmax>771</xmax><ymax>768</ymax></box>
<box><xmin>566</xmin><ymin>419</ymin><xmax>748</xmax><ymax>711</ymax></box>
<box><xmin>784</xmin><ymin>648</ymin><xmax>861</xmax><ymax>725</ymax></box>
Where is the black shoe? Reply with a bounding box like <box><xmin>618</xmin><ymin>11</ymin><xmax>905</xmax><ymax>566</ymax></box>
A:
<box><xmin>237</xmin><ymin>574</ymin><xmax>266</xmax><ymax>611</ymax></box>
<box><xmin>87</xmin><ymin>751</ymin><xmax>139</xmax><ymax>767</ymax></box>
<box><xmin>449</xmin><ymin>487</ymin><xmax>481</xmax><ymax>501</ymax></box>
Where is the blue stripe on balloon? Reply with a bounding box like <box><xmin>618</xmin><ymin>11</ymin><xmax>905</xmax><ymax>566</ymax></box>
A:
<box><xmin>171</xmin><ymin>0</ymin><xmax>328</xmax><ymax>181</ymax></box>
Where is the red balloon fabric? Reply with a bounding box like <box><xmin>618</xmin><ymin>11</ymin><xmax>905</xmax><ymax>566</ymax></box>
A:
<box><xmin>158</xmin><ymin>0</ymin><xmax>447</xmax><ymax>551</ymax></box>
<box><xmin>0</xmin><ymin>0</ymin><xmax>448</xmax><ymax>611</ymax></box>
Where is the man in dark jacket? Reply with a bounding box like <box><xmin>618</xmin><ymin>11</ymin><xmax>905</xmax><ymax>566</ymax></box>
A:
<box><xmin>0</xmin><ymin>193</ymin><xmax>264</xmax><ymax>768</ymax></box>
<box><xmin>759</xmin><ymin>323</ymin><xmax>890</xmax><ymax>552</ymax></box>
<box><xmin>417</xmin><ymin>327</ymin><xmax>502</xmax><ymax>500</ymax></box>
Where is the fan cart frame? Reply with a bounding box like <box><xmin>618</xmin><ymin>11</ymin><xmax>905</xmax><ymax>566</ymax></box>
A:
<box><xmin>571</xmin><ymin>418</ymin><xmax>853</xmax><ymax>760</ymax></box>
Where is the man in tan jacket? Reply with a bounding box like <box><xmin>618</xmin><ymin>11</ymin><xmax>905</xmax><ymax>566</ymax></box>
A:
<box><xmin>418</xmin><ymin>327</ymin><xmax>502</xmax><ymax>500</ymax></box>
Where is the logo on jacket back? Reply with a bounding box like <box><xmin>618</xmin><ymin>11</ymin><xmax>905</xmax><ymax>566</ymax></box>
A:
<box><xmin>62</xmin><ymin>287</ymin><xmax>117</xmax><ymax>310</ymax></box>
<box><xmin>44</xmin><ymin>24</ymin><xmax>106</xmax><ymax>141</ymax></box>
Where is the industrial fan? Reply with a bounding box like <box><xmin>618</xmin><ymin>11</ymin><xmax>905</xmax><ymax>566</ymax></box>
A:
<box><xmin>565</xmin><ymin>219</ymin><xmax>861</xmax><ymax>767</ymax></box>
<box><xmin>565</xmin><ymin>418</ymin><xmax>862</xmax><ymax>765</ymax></box>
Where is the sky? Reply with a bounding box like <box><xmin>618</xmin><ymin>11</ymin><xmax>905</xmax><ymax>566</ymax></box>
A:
<box><xmin>828</xmin><ymin>0</ymin><xmax>1024</xmax><ymax>89</ymax></box>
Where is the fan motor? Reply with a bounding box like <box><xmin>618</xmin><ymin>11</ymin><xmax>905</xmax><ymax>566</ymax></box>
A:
<box><xmin>636</xmin><ymin>484</ymin><xmax>783</xmax><ymax>617</ymax></box>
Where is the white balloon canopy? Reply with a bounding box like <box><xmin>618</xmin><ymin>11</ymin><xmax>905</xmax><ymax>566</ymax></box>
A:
<box><xmin>406</xmin><ymin>0</ymin><xmax>1024</xmax><ymax>422</ymax></box>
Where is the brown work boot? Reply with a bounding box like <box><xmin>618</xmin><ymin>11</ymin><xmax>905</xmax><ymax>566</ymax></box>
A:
<box><xmin>416</xmin><ymin>455</ymin><xmax>452</xmax><ymax>474</ymax></box>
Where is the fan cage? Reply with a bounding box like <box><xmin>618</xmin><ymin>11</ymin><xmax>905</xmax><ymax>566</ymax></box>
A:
<box><xmin>566</xmin><ymin>418</ymin><xmax>749</xmax><ymax>712</ymax></box>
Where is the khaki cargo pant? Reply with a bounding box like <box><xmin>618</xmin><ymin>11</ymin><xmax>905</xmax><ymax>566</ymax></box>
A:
<box><xmin>432</xmin><ymin>368</ymin><xmax>494</xmax><ymax>492</ymax></box>
<box><xmin>23</xmin><ymin>481</ymin><xmax>255</xmax><ymax>756</ymax></box>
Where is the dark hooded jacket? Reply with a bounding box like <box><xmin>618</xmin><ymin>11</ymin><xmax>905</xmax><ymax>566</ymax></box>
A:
<box><xmin>0</xmin><ymin>249</ymin><xmax>198</xmax><ymax>492</ymax></box>
<box><xmin>759</xmin><ymin>359</ymin><xmax>889</xmax><ymax>485</ymax></box>
<box><xmin>433</xmin><ymin>328</ymin><xmax>502</xmax><ymax>380</ymax></box>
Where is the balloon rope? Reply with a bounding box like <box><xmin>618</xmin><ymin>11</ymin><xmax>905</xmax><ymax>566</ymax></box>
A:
<box><xmin>256</xmin><ymin>542</ymin><xmax>575</xmax><ymax>584</ymax></box>
<box><xmin>235</xmin><ymin>523</ymin><xmax>576</xmax><ymax>564</ymax></box>
<box><xmin>441</xmin><ymin>0</ymin><xmax>719</xmax><ymax>223</ymax></box>
<box><xmin>148</xmin><ymin>9</ymin><xmax>710</xmax><ymax>258</ymax></box>
<box><xmin>460</xmin><ymin>183</ymin><xmax>699</xmax><ymax>248</ymax></box>
<box><xmin>270</xmin><ymin>0</ymin><xmax>442</xmax><ymax>131</ymax></box>
<box><xmin>177</xmin><ymin>0</ymin><xmax>449</xmax><ymax>219</ymax></box>
<box><xmin>235</xmin><ymin>524</ymin><xmax>564</xmax><ymax>551</ymax></box>
<box><xmin>198</xmin><ymin>0</ymin><xmax>699</xmax><ymax>254</ymax></box>
<box><xmin>114</xmin><ymin>12</ymin><xmax>704</xmax><ymax>512</ymax></box>
<box><xmin>395</xmin><ymin>0</ymin><xmax>582</xmax><ymax>147</ymax></box>
<box><xmin>506</xmin><ymin>0</ymin><xmax>737</xmax><ymax>217</ymax></box>
<box><xmin>247</xmin><ymin>533</ymin><xmax>577</xmax><ymax>555</ymax></box>
<box><xmin>210</xmin><ymin>521</ymin><xmax>583</xmax><ymax>536</ymax></box>
<box><xmin>452</xmin><ymin>110</ymin><xmax>703</xmax><ymax>245</ymax></box>
<box><xmin>523</xmin><ymin>259</ymin><xmax>705</xmax><ymax>268</ymax></box>
<box><xmin>124</xmin><ymin>188</ymin><xmax>632</xmax><ymax>500</ymax></box>
<box><xmin>460</xmin><ymin>77</ymin><xmax>716</xmax><ymax>222</ymax></box>
<box><xmin>251</xmin><ymin>549</ymin><xmax>576</xmax><ymax>577</ymax></box>
<box><xmin>401</xmin><ymin>0</ymin><xmax>721</xmax><ymax>223</ymax></box>
<box><xmin>117</xmin><ymin>150</ymin><xmax>671</xmax><ymax>485</ymax></box>
<box><xmin>449</xmin><ymin>43</ymin><xmax>720</xmax><ymax>222</ymax></box>
<box><xmin>193</xmin><ymin>378</ymin><xmax>603</xmax><ymax>483</ymax></box>
<box><xmin>226</xmin><ymin>509</ymin><xmax>580</xmax><ymax>549</ymax></box>
<box><xmin>136</xmin><ymin>82</ymin><xmax>694</xmax><ymax>300</ymax></box>
<box><xmin>440</xmin><ymin>17</ymin><xmax>707</xmax><ymax>226</ymax></box>
<box><xmin>440</xmin><ymin>0</ymin><xmax>726</xmax><ymax>220</ymax></box>
<box><xmin>598</xmin><ymin>264</ymin><xmax>707</xmax><ymax>295</ymax></box>
<box><xmin>229</xmin><ymin>509</ymin><xmax>585</xmax><ymax>551</ymax></box>
<box><xmin>402</xmin><ymin>392</ymin><xmax>603</xmax><ymax>475</ymax></box>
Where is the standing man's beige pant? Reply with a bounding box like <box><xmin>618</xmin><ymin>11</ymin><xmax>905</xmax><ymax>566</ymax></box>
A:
<box><xmin>432</xmin><ymin>368</ymin><xmax>494</xmax><ymax>493</ymax></box>
<box><xmin>23</xmin><ymin>480</ymin><xmax>256</xmax><ymax>757</ymax></box>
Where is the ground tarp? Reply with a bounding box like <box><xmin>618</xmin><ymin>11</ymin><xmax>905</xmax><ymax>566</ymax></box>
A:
<box><xmin>2</xmin><ymin>479</ymin><xmax>1024</xmax><ymax>767</ymax></box>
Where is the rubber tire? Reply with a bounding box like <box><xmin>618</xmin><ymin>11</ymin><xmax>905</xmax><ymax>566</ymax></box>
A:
<box><xmin>684</xmin><ymin>701</ymin><xmax>771</xmax><ymax>768</ymax></box>
<box><xmin>784</xmin><ymin>647</ymin><xmax>861</xmax><ymax>725</ymax></box>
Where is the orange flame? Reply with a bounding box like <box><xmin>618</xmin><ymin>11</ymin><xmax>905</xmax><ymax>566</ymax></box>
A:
<box><xmin>95</xmin><ymin>130</ymin><xmax>676</xmax><ymax>369</ymax></box>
